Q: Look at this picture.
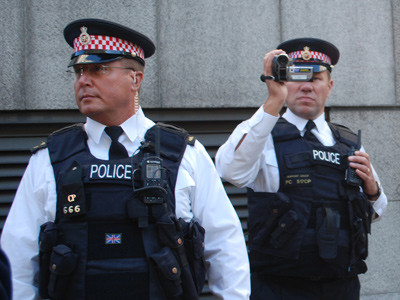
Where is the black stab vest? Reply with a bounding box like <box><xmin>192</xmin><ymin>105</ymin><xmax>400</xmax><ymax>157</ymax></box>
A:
<box><xmin>45</xmin><ymin>123</ymin><xmax>191</xmax><ymax>300</ymax></box>
<box><xmin>247</xmin><ymin>118</ymin><xmax>371</xmax><ymax>278</ymax></box>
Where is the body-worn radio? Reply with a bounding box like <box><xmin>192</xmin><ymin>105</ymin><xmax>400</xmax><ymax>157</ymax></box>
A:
<box><xmin>134</xmin><ymin>126</ymin><xmax>168</xmax><ymax>204</ymax></box>
<box><xmin>140</xmin><ymin>155</ymin><xmax>166</xmax><ymax>204</ymax></box>
<box><xmin>345</xmin><ymin>129</ymin><xmax>363</xmax><ymax>186</ymax></box>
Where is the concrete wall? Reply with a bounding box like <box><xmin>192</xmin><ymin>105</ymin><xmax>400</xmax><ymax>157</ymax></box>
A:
<box><xmin>1</xmin><ymin>0</ymin><xmax>399</xmax><ymax>298</ymax></box>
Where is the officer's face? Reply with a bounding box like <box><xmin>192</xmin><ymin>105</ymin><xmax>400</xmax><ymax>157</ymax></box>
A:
<box><xmin>73</xmin><ymin>60</ymin><xmax>140</xmax><ymax>126</ymax></box>
<box><xmin>285</xmin><ymin>71</ymin><xmax>333</xmax><ymax>120</ymax></box>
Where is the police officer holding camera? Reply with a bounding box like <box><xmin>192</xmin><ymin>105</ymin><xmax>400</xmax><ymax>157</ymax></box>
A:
<box><xmin>216</xmin><ymin>38</ymin><xmax>387</xmax><ymax>300</ymax></box>
<box><xmin>1</xmin><ymin>18</ymin><xmax>250</xmax><ymax>300</ymax></box>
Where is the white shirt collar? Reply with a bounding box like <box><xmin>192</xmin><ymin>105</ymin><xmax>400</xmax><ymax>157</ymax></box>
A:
<box><xmin>84</xmin><ymin>107</ymin><xmax>155</xmax><ymax>145</ymax></box>
<box><xmin>282</xmin><ymin>108</ymin><xmax>335</xmax><ymax>146</ymax></box>
<box><xmin>282</xmin><ymin>108</ymin><xmax>326</xmax><ymax>133</ymax></box>
<box><xmin>85</xmin><ymin>117</ymin><xmax>105</xmax><ymax>145</ymax></box>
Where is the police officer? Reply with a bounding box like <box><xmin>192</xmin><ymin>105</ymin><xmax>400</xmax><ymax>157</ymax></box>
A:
<box><xmin>216</xmin><ymin>38</ymin><xmax>387</xmax><ymax>300</ymax></box>
<box><xmin>1</xmin><ymin>18</ymin><xmax>250</xmax><ymax>300</ymax></box>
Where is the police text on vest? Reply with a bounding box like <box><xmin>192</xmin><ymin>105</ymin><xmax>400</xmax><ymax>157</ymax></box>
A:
<box><xmin>90</xmin><ymin>164</ymin><xmax>132</xmax><ymax>180</ymax></box>
<box><xmin>312</xmin><ymin>150</ymin><xmax>341</xmax><ymax>165</ymax></box>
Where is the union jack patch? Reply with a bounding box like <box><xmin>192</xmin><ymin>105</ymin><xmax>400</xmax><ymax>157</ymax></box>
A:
<box><xmin>105</xmin><ymin>233</ymin><xmax>122</xmax><ymax>244</ymax></box>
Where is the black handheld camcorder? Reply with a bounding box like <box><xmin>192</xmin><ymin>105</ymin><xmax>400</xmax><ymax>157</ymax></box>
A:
<box><xmin>260</xmin><ymin>54</ymin><xmax>314</xmax><ymax>82</ymax></box>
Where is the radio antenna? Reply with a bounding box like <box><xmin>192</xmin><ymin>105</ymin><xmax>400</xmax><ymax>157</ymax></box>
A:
<box><xmin>356</xmin><ymin>129</ymin><xmax>361</xmax><ymax>150</ymax></box>
<box><xmin>155</xmin><ymin>124</ymin><xmax>160</xmax><ymax>158</ymax></box>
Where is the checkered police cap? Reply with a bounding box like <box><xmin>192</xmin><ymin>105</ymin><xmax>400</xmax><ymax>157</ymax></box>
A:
<box><xmin>277</xmin><ymin>38</ymin><xmax>340</xmax><ymax>72</ymax></box>
<box><xmin>64</xmin><ymin>18</ymin><xmax>155</xmax><ymax>67</ymax></box>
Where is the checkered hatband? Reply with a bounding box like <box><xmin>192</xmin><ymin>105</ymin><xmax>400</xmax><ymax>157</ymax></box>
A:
<box><xmin>73</xmin><ymin>35</ymin><xmax>145</xmax><ymax>60</ymax></box>
<box><xmin>288</xmin><ymin>50</ymin><xmax>331</xmax><ymax>65</ymax></box>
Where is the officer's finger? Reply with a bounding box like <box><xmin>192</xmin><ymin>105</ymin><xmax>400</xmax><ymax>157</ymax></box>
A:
<box><xmin>263</xmin><ymin>50</ymin><xmax>286</xmax><ymax>76</ymax></box>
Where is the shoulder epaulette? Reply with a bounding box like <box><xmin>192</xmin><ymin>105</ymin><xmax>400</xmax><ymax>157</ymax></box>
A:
<box><xmin>31</xmin><ymin>141</ymin><xmax>48</xmax><ymax>154</ymax></box>
<box><xmin>50</xmin><ymin>123</ymin><xmax>85</xmax><ymax>136</ymax></box>
<box><xmin>31</xmin><ymin>124</ymin><xmax>85</xmax><ymax>154</ymax></box>
<box><xmin>154</xmin><ymin>122</ymin><xmax>196</xmax><ymax>146</ymax></box>
<box><xmin>31</xmin><ymin>123</ymin><xmax>85</xmax><ymax>156</ymax></box>
<box><xmin>186</xmin><ymin>135</ymin><xmax>196</xmax><ymax>146</ymax></box>
<box><xmin>156</xmin><ymin>122</ymin><xmax>196</xmax><ymax>146</ymax></box>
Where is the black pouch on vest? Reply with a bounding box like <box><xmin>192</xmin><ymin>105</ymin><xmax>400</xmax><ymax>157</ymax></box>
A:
<box><xmin>352</xmin><ymin>193</ymin><xmax>373</xmax><ymax>234</ymax></box>
<box><xmin>179</xmin><ymin>218</ymin><xmax>206</xmax><ymax>294</ymax></box>
<box><xmin>150</xmin><ymin>247</ymin><xmax>183</xmax><ymax>298</ymax></box>
<box><xmin>316</xmin><ymin>207</ymin><xmax>340</xmax><ymax>260</ymax></box>
<box><xmin>352</xmin><ymin>217</ymin><xmax>368</xmax><ymax>260</ymax></box>
<box><xmin>350</xmin><ymin>193</ymin><xmax>372</xmax><ymax>260</ymax></box>
<box><xmin>250</xmin><ymin>192</ymin><xmax>291</xmax><ymax>246</ymax></box>
<box><xmin>156</xmin><ymin>213</ymin><xmax>183</xmax><ymax>249</ymax></box>
<box><xmin>270</xmin><ymin>210</ymin><xmax>300</xmax><ymax>248</ymax></box>
<box><xmin>156</xmin><ymin>214</ymin><xmax>200</xmax><ymax>299</ymax></box>
<box><xmin>38</xmin><ymin>222</ymin><xmax>58</xmax><ymax>299</ymax></box>
<box><xmin>48</xmin><ymin>244</ymin><xmax>79</xmax><ymax>300</ymax></box>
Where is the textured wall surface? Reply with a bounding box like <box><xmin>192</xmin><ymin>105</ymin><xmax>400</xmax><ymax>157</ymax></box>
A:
<box><xmin>0</xmin><ymin>0</ymin><xmax>399</xmax><ymax>298</ymax></box>
<box><xmin>1</xmin><ymin>0</ymin><xmax>397</xmax><ymax>110</ymax></box>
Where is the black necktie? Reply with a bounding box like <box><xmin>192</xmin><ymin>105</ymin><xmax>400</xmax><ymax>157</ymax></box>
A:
<box><xmin>304</xmin><ymin>120</ymin><xmax>318</xmax><ymax>142</ymax></box>
<box><xmin>104</xmin><ymin>126</ymin><xmax>129</xmax><ymax>159</ymax></box>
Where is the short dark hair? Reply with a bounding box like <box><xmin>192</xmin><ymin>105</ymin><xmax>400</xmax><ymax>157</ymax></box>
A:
<box><xmin>120</xmin><ymin>58</ymin><xmax>145</xmax><ymax>73</ymax></box>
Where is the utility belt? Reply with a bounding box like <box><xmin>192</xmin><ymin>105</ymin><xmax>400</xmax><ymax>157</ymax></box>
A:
<box><xmin>247</xmin><ymin>190</ymin><xmax>373</xmax><ymax>277</ymax></box>
<box><xmin>39</xmin><ymin>215</ymin><xmax>206</xmax><ymax>300</ymax></box>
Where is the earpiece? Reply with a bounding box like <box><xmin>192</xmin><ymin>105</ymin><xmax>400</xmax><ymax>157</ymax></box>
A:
<box><xmin>133</xmin><ymin>73</ymin><xmax>137</xmax><ymax>84</ymax></box>
<box><xmin>134</xmin><ymin>92</ymin><xmax>139</xmax><ymax>113</ymax></box>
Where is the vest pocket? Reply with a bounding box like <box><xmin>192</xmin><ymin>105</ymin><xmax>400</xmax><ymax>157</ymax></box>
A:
<box><xmin>38</xmin><ymin>222</ymin><xmax>58</xmax><ymax>299</ymax></box>
<box><xmin>248</xmin><ymin>191</ymin><xmax>291</xmax><ymax>247</ymax></box>
<box><xmin>179</xmin><ymin>218</ymin><xmax>206</xmax><ymax>294</ymax></box>
<box><xmin>187</xmin><ymin>221</ymin><xmax>206</xmax><ymax>294</ymax></box>
<box><xmin>248</xmin><ymin>191</ymin><xmax>312</xmax><ymax>260</ymax></box>
<box><xmin>150</xmin><ymin>247</ymin><xmax>183</xmax><ymax>298</ymax></box>
<box><xmin>350</xmin><ymin>193</ymin><xmax>373</xmax><ymax>261</ymax></box>
<box><xmin>48</xmin><ymin>244</ymin><xmax>79</xmax><ymax>300</ymax></box>
<box><xmin>316</xmin><ymin>207</ymin><xmax>340</xmax><ymax>260</ymax></box>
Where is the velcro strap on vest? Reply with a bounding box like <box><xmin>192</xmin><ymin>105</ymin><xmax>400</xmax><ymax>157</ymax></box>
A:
<box><xmin>284</xmin><ymin>152</ymin><xmax>312</xmax><ymax>169</ymax></box>
<box><xmin>60</xmin><ymin>161</ymin><xmax>87</xmax><ymax>217</ymax></box>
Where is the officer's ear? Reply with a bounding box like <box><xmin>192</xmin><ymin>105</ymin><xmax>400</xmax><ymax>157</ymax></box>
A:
<box><xmin>131</xmin><ymin>71</ymin><xmax>143</xmax><ymax>90</ymax></box>
<box><xmin>327</xmin><ymin>76</ymin><xmax>333</xmax><ymax>98</ymax></box>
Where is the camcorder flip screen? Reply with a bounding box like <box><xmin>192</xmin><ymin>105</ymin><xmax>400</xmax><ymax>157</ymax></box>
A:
<box><xmin>287</xmin><ymin>66</ymin><xmax>314</xmax><ymax>82</ymax></box>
